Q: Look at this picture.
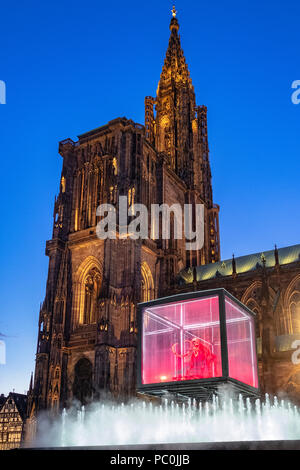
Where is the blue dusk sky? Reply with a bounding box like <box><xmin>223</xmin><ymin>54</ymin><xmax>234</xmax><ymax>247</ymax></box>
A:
<box><xmin>0</xmin><ymin>0</ymin><xmax>299</xmax><ymax>395</ymax></box>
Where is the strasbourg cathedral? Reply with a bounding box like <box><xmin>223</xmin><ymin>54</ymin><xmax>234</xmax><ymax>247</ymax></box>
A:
<box><xmin>25</xmin><ymin>10</ymin><xmax>300</xmax><ymax>437</ymax></box>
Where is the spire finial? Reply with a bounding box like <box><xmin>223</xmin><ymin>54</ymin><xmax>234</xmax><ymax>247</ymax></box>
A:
<box><xmin>232</xmin><ymin>253</ymin><xmax>237</xmax><ymax>276</ymax></box>
<box><xmin>274</xmin><ymin>244</ymin><xmax>279</xmax><ymax>267</ymax></box>
<box><xmin>169</xmin><ymin>5</ymin><xmax>179</xmax><ymax>32</ymax></box>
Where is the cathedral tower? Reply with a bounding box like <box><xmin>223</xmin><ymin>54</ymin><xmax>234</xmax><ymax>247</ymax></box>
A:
<box><xmin>27</xmin><ymin>8</ymin><xmax>220</xmax><ymax>423</ymax></box>
<box><xmin>145</xmin><ymin>7</ymin><xmax>220</xmax><ymax>267</ymax></box>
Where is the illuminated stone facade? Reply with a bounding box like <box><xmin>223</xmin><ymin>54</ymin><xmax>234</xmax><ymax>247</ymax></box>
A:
<box><xmin>27</xmin><ymin>13</ymin><xmax>220</xmax><ymax>419</ymax></box>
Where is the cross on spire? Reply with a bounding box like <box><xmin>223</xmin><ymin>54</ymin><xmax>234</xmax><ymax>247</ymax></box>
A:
<box><xmin>171</xmin><ymin>5</ymin><xmax>177</xmax><ymax>18</ymax></box>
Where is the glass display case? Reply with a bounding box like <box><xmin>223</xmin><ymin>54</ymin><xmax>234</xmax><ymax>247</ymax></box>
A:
<box><xmin>137</xmin><ymin>289</ymin><xmax>259</xmax><ymax>399</ymax></box>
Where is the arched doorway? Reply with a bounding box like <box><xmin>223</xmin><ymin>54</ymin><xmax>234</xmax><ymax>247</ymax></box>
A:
<box><xmin>72</xmin><ymin>358</ymin><xmax>93</xmax><ymax>405</ymax></box>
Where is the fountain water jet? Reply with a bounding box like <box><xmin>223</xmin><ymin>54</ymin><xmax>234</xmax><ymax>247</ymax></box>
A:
<box><xmin>30</xmin><ymin>291</ymin><xmax>300</xmax><ymax>449</ymax></box>
<box><xmin>34</xmin><ymin>392</ymin><xmax>300</xmax><ymax>449</ymax></box>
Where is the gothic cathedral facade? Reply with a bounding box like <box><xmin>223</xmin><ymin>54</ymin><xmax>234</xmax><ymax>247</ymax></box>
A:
<box><xmin>27</xmin><ymin>14</ymin><xmax>220</xmax><ymax>416</ymax></box>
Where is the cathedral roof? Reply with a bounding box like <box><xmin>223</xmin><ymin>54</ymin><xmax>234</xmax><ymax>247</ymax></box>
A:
<box><xmin>179</xmin><ymin>243</ymin><xmax>300</xmax><ymax>284</ymax></box>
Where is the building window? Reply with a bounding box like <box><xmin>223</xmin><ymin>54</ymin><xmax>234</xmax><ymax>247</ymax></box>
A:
<box><xmin>128</xmin><ymin>187</ymin><xmax>135</xmax><ymax>208</ymax></box>
<box><xmin>141</xmin><ymin>262</ymin><xmax>154</xmax><ymax>302</ymax></box>
<box><xmin>61</xmin><ymin>176</ymin><xmax>66</xmax><ymax>193</ymax></box>
<box><xmin>112</xmin><ymin>157</ymin><xmax>117</xmax><ymax>175</ymax></box>
<box><xmin>290</xmin><ymin>291</ymin><xmax>300</xmax><ymax>334</ymax></box>
<box><xmin>82</xmin><ymin>268</ymin><xmax>101</xmax><ymax>324</ymax></box>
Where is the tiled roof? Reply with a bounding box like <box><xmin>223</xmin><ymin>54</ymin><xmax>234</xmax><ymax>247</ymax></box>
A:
<box><xmin>179</xmin><ymin>243</ymin><xmax>300</xmax><ymax>284</ymax></box>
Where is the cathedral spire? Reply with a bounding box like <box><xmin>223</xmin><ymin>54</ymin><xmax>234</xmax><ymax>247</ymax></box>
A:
<box><xmin>155</xmin><ymin>8</ymin><xmax>196</xmax><ymax>176</ymax></box>
<box><xmin>29</xmin><ymin>372</ymin><xmax>33</xmax><ymax>393</ymax></box>
<box><xmin>144</xmin><ymin>8</ymin><xmax>220</xmax><ymax>264</ymax></box>
<box><xmin>157</xmin><ymin>7</ymin><xmax>193</xmax><ymax>95</ymax></box>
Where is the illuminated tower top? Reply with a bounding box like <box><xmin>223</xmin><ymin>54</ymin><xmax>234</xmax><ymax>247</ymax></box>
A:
<box><xmin>144</xmin><ymin>8</ymin><xmax>220</xmax><ymax>264</ymax></box>
<box><xmin>157</xmin><ymin>8</ymin><xmax>194</xmax><ymax>96</ymax></box>
<box><xmin>153</xmin><ymin>8</ymin><xmax>197</xmax><ymax>182</ymax></box>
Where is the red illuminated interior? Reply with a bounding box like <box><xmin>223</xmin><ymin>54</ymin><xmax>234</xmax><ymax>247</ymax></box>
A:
<box><xmin>141</xmin><ymin>294</ymin><xmax>258</xmax><ymax>389</ymax></box>
<box><xmin>225</xmin><ymin>297</ymin><xmax>258</xmax><ymax>388</ymax></box>
<box><xmin>142</xmin><ymin>296</ymin><xmax>222</xmax><ymax>384</ymax></box>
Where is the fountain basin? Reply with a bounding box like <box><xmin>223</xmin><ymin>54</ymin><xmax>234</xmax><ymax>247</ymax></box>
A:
<box><xmin>21</xmin><ymin>440</ymin><xmax>300</xmax><ymax>450</ymax></box>
<box><xmin>30</xmin><ymin>394</ymin><xmax>300</xmax><ymax>449</ymax></box>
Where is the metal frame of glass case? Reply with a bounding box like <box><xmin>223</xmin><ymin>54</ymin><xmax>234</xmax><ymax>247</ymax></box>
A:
<box><xmin>137</xmin><ymin>288</ymin><xmax>260</xmax><ymax>399</ymax></box>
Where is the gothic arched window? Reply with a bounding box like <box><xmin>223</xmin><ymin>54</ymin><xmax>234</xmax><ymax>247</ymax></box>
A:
<box><xmin>112</xmin><ymin>157</ymin><xmax>117</xmax><ymax>175</ymax></box>
<box><xmin>246</xmin><ymin>300</ymin><xmax>261</xmax><ymax>337</ymax></box>
<box><xmin>284</xmin><ymin>277</ymin><xmax>300</xmax><ymax>335</ymax></box>
<box><xmin>75</xmin><ymin>257</ymin><xmax>103</xmax><ymax>328</ymax></box>
<box><xmin>290</xmin><ymin>290</ymin><xmax>300</xmax><ymax>334</ymax></box>
<box><xmin>242</xmin><ymin>282</ymin><xmax>262</xmax><ymax>338</ymax></box>
<box><xmin>82</xmin><ymin>268</ymin><xmax>101</xmax><ymax>324</ymax></box>
<box><xmin>141</xmin><ymin>262</ymin><xmax>154</xmax><ymax>302</ymax></box>
<box><xmin>60</xmin><ymin>176</ymin><xmax>66</xmax><ymax>193</ymax></box>
<box><xmin>128</xmin><ymin>187</ymin><xmax>135</xmax><ymax>208</ymax></box>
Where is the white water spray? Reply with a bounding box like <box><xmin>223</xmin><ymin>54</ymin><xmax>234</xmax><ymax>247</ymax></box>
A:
<box><xmin>33</xmin><ymin>393</ymin><xmax>300</xmax><ymax>447</ymax></box>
